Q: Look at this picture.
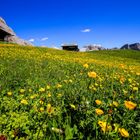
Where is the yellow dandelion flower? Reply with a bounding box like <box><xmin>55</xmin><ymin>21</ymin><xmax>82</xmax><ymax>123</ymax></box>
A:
<box><xmin>113</xmin><ymin>101</ymin><xmax>119</xmax><ymax>107</ymax></box>
<box><xmin>119</xmin><ymin>64</ymin><xmax>125</xmax><ymax>69</ymax></box>
<box><xmin>95</xmin><ymin>83</ymin><xmax>98</xmax><ymax>87</ymax></box>
<box><xmin>98</xmin><ymin>121</ymin><xmax>112</xmax><ymax>133</ymax></box>
<box><xmin>47</xmin><ymin>104</ymin><xmax>55</xmax><ymax>114</ymax></box>
<box><xmin>64</xmin><ymin>80</ymin><xmax>68</xmax><ymax>83</ymax></box>
<box><xmin>39</xmin><ymin>100</ymin><xmax>44</xmax><ymax>104</ymax></box>
<box><xmin>95</xmin><ymin>109</ymin><xmax>104</xmax><ymax>115</ymax></box>
<box><xmin>30</xmin><ymin>95</ymin><xmax>34</xmax><ymax>99</ymax></box>
<box><xmin>124</xmin><ymin>101</ymin><xmax>137</xmax><ymax>110</ymax></box>
<box><xmin>30</xmin><ymin>94</ymin><xmax>38</xmax><ymax>99</ymax></box>
<box><xmin>133</xmin><ymin>87</ymin><xmax>138</xmax><ymax>91</ymax></box>
<box><xmin>83</xmin><ymin>64</ymin><xmax>89</xmax><ymax>68</ymax></box>
<box><xmin>57</xmin><ymin>84</ymin><xmax>62</xmax><ymax>88</ymax></box>
<box><xmin>95</xmin><ymin>100</ymin><xmax>102</xmax><ymax>105</ymax></box>
<box><xmin>119</xmin><ymin>128</ymin><xmax>129</xmax><ymax>137</ymax></box>
<box><xmin>120</xmin><ymin>77</ymin><xmax>125</xmax><ymax>83</ymax></box>
<box><xmin>47</xmin><ymin>92</ymin><xmax>51</xmax><ymax>97</ymax></box>
<box><xmin>136</xmin><ymin>72</ymin><xmax>140</xmax><ymax>76</ymax></box>
<box><xmin>7</xmin><ymin>91</ymin><xmax>12</xmax><ymax>96</ymax></box>
<box><xmin>39</xmin><ymin>87</ymin><xmax>45</xmax><ymax>92</ymax></box>
<box><xmin>80</xmin><ymin>72</ymin><xmax>83</xmax><ymax>75</ymax></box>
<box><xmin>88</xmin><ymin>71</ymin><xmax>97</xmax><ymax>78</ymax></box>
<box><xmin>39</xmin><ymin>107</ymin><xmax>44</xmax><ymax>112</ymax></box>
<box><xmin>29</xmin><ymin>89</ymin><xmax>32</xmax><ymax>92</ymax></box>
<box><xmin>46</xmin><ymin>85</ymin><xmax>51</xmax><ymax>90</ymax></box>
<box><xmin>128</xmin><ymin>78</ymin><xmax>132</xmax><ymax>83</ymax></box>
<box><xmin>57</xmin><ymin>93</ymin><xmax>62</xmax><ymax>97</ymax></box>
<box><xmin>93</xmin><ymin>87</ymin><xmax>97</xmax><ymax>91</ymax></box>
<box><xmin>20</xmin><ymin>89</ymin><xmax>25</xmax><ymax>93</ymax></box>
<box><xmin>21</xmin><ymin>99</ymin><xmax>28</xmax><ymax>105</ymax></box>
<box><xmin>69</xmin><ymin>79</ymin><xmax>73</xmax><ymax>83</ymax></box>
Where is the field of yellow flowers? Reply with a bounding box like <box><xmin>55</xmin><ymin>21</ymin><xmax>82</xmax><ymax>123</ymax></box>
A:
<box><xmin>0</xmin><ymin>43</ymin><xmax>140</xmax><ymax>140</ymax></box>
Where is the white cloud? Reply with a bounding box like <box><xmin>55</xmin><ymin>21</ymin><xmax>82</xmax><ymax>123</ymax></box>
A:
<box><xmin>28</xmin><ymin>38</ymin><xmax>35</xmax><ymax>42</ymax></box>
<box><xmin>81</xmin><ymin>29</ymin><xmax>91</xmax><ymax>33</ymax></box>
<box><xmin>41</xmin><ymin>37</ymin><xmax>48</xmax><ymax>41</ymax></box>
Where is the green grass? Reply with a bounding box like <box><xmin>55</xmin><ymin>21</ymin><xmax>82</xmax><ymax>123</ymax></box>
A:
<box><xmin>0</xmin><ymin>44</ymin><xmax>140</xmax><ymax>140</ymax></box>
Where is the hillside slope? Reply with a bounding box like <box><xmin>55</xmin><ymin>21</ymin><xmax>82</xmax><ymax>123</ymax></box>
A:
<box><xmin>0</xmin><ymin>43</ymin><xmax>140</xmax><ymax>139</ymax></box>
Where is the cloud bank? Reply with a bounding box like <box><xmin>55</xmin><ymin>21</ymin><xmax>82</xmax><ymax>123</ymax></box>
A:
<box><xmin>81</xmin><ymin>29</ymin><xmax>91</xmax><ymax>33</ymax></box>
<box><xmin>41</xmin><ymin>37</ymin><xmax>48</xmax><ymax>41</ymax></box>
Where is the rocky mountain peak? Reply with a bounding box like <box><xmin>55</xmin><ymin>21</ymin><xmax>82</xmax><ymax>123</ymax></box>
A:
<box><xmin>0</xmin><ymin>17</ymin><xmax>32</xmax><ymax>46</ymax></box>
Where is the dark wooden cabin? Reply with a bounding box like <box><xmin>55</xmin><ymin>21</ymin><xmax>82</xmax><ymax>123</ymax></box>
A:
<box><xmin>0</xmin><ymin>29</ymin><xmax>10</xmax><ymax>41</ymax></box>
<box><xmin>61</xmin><ymin>44</ymin><xmax>79</xmax><ymax>51</ymax></box>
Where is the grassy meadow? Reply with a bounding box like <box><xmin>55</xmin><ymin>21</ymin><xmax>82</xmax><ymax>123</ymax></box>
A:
<box><xmin>0</xmin><ymin>43</ymin><xmax>140</xmax><ymax>140</ymax></box>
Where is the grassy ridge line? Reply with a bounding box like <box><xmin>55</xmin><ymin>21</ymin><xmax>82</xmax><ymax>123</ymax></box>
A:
<box><xmin>0</xmin><ymin>44</ymin><xmax>140</xmax><ymax>73</ymax></box>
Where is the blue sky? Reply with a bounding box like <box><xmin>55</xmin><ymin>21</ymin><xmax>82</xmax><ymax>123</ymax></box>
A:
<box><xmin>0</xmin><ymin>0</ymin><xmax>140</xmax><ymax>48</ymax></box>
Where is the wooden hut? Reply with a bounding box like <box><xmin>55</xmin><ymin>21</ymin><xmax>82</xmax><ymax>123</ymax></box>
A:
<box><xmin>61</xmin><ymin>44</ymin><xmax>79</xmax><ymax>51</ymax></box>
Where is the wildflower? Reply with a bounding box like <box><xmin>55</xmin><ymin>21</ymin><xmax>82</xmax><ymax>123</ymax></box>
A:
<box><xmin>120</xmin><ymin>77</ymin><xmax>125</xmax><ymax>83</ymax></box>
<box><xmin>83</xmin><ymin>64</ymin><xmax>89</xmax><ymax>68</ymax></box>
<box><xmin>46</xmin><ymin>85</ymin><xmax>51</xmax><ymax>90</ymax></box>
<box><xmin>95</xmin><ymin>83</ymin><xmax>98</xmax><ymax>87</ymax></box>
<box><xmin>39</xmin><ymin>107</ymin><xmax>44</xmax><ymax>112</ymax></box>
<box><xmin>39</xmin><ymin>100</ymin><xmax>44</xmax><ymax>104</ymax></box>
<box><xmin>21</xmin><ymin>99</ymin><xmax>28</xmax><ymax>105</ymax></box>
<box><xmin>30</xmin><ymin>94</ymin><xmax>38</xmax><ymax>99</ymax></box>
<box><xmin>64</xmin><ymin>80</ymin><xmax>68</xmax><ymax>83</ymax></box>
<box><xmin>95</xmin><ymin>109</ymin><xmax>104</xmax><ymax>115</ymax></box>
<box><xmin>93</xmin><ymin>87</ymin><xmax>97</xmax><ymax>91</ymax></box>
<box><xmin>136</xmin><ymin>72</ymin><xmax>140</xmax><ymax>76</ymax></box>
<box><xmin>113</xmin><ymin>101</ymin><xmax>119</xmax><ymax>107</ymax></box>
<box><xmin>128</xmin><ymin>78</ymin><xmax>132</xmax><ymax>83</ymax></box>
<box><xmin>47</xmin><ymin>104</ymin><xmax>55</xmax><ymax>114</ymax></box>
<box><xmin>57</xmin><ymin>93</ymin><xmax>62</xmax><ymax>97</ymax></box>
<box><xmin>133</xmin><ymin>87</ymin><xmax>138</xmax><ymax>91</ymax></box>
<box><xmin>80</xmin><ymin>72</ymin><xmax>83</xmax><ymax>75</ymax></box>
<box><xmin>119</xmin><ymin>64</ymin><xmax>125</xmax><ymax>69</ymax></box>
<box><xmin>39</xmin><ymin>87</ymin><xmax>45</xmax><ymax>92</ymax></box>
<box><xmin>7</xmin><ymin>91</ymin><xmax>12</xmax><ymax>96</ymax></box>
<box><xmin>70</xmin><ymin>104</ymin><xmax>76</xmax><ymax>109</ymax></box>
<box><xmin>124</xmin><ymin>101</ymin><xmax>137</xmax><ymax>110</ymax></box>
<box><xmin>119</xmin><ymin>128</ymin><xmax>129</xmax><ymax>137</ymax></box>
<box><xmin>52</xmin><ymin>127</ymin><xmax>63</xmax><ymax>134</ymax></box>
<box><xmin>57</xmin><ymin>84</ymin><xmax>62</xmax><ymax>88</ymax></box>
<box><xmin>20</xmin><ymin>89</ymin><xmax>25</xmax><ymax>93</ymax></box>
<box><xmin>69</xmin><ymin>79</ymin><xmax>73</xmax><ymax>83</ymax></box>
<box><xmin>95</xmin><ymin>100</ymin><xmax>102</xmax><ymax>105</ymax></box>
<box><xmin>88</xmin><ymin>71</ymin><xmax>97</xmax><ymax>78</ymax></box>
<box><xmin>98</xmin><ymin>121</ymin><xmax>112</xmax><ymax>133</ymax></box>
<box><xmin>47</xmin><ymin>92</ymin><xmax>51</xmax><ymax>97</ymax></box>
<box><xmin>29</xmin><ymin>89</ymin><xmax>32</xmax><ymax>92</ymax></box>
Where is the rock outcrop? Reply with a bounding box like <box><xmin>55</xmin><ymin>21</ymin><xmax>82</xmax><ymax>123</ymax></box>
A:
<box><xmin>85</xmin><ymin>45</ymin><xmax>106</xmax><ymax>51</ymax></box>
<box><xmin>121</xmin><ymin>43</ymin><xmax>140</xmax><ymax>51</ymax></box>
<box><xmin>0</xmin><ymin>17</ymin><xmax>32</xmax><ymax>46</ymax></box>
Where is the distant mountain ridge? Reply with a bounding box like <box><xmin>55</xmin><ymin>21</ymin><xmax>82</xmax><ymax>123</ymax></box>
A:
<box><xmin>120</xmin><ymin>43</ymin><xmax>140</xmax><ymax>51</ymax></box>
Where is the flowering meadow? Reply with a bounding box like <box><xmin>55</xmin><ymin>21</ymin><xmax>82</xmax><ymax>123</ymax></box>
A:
<box><xmin>0</xmin><ymin>43</ymin><xmax>140</xmax><ymax>140</ymax></box>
